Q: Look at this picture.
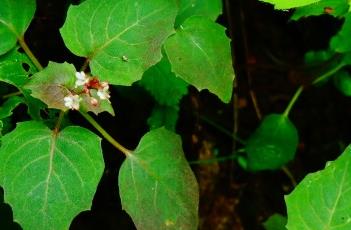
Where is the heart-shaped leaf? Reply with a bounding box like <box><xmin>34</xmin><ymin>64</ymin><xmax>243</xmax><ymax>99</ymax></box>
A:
<box><xmin>60</xmin><ymin>0</ymin><xmax>177</xmax><ymax>86</ymax></box>
<box><xmin>244</xmin><ymin>114</ymin><xmax>298</xmax><ymax>171</ymax></box>
<box><xmin>164</xmin><ymin>16</ymin><xmax>235</xmax><ymax>103</ymax></box>
<box><xmin>285</xmin><ymin>145</ymin><xmax>351</xmax><ymax>229</ymax></box>
<box><xmin>0</xmin><ymin>121</ymin><xmax>104</xmax><ymax>229</ymax></box>
<box><xmin>0</xmin><ymin>0</ymin><xmax>36</xmax><ymax>55</ymax></box>
<box><xmin>119</xmin><ymin>127</ymin><xmax>199</xmax><ymax>230</ymax></box>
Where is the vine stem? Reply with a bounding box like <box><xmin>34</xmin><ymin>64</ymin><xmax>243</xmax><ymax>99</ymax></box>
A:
<box><xmin>53</xmin><ymin>111</ymin><xmax>65</xmax><ymax>134</ymax></box>
<box><xmin>18</xmin><ymin>36</ymin><xmax>43</xmax><ymax>71</ymax></box>
<box><xmin>79</xmin><ymin>111</ymin><xmax>132</xmax><ymax>156</ymax></box>
<box><xmin>283</xmin><ymin>85</ymin><xmax>304</xmax><ymax>117</ymax></box>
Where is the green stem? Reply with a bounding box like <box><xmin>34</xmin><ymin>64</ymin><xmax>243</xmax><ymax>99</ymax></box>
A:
<box><xmin>53</xmin><ymin>111</ymin><xmax>65</xmax><ymax>134</ymax></box>
<box><xmin>2</xmin><ymin>91</ymin><xmax>22</xmax><ymax>99</ymax></box>
<box><xmin>79</xmin><ymin>111</ymin><xmax>132</xmax><ymax>156</ymax></box>
<box><xmin>18</xmin><ymin>36</ymin><xmax>43</xmax><ymax>71</ymax></box>
<box><xmin>189</xmin><ymin>149</ymin><xmax>245</xmax><ymax>165</ymax></box>
<box><xmin>312</xmin><ymin>62</ymin><xmax>344</xmax><ymax>85</ymax></box>
<box><xmin>283</xmin><ymin>86</ymin><xmax>304</xmax><ymax>117</ymax></box>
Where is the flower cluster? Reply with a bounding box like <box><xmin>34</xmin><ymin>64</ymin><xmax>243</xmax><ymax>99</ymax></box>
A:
<box><xmin>63</xmin><ymin>71</ymin><xmax>111</xmax><ymax>110</ymax></box>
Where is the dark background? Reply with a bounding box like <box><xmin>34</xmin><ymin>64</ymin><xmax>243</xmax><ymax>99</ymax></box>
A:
<box><xmin>1</xmin><ymin>0</ymin><xmax>351</xmax><ymax>229</ymax></box>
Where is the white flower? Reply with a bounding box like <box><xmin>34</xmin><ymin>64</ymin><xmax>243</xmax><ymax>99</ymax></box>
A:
<box><xmin>97</xmin><ymin>82</ymin><xmax>110</xmax><ymax>100</ymax></box>
<box><xmin>64</xmin><ymin>94</ymin><xmax>81</xmax><ymax>110</ymax></box>
<box><xmin>75</xmin><ymin>71</ymin><xmax>89</xmax><ymax>88</ymax></box>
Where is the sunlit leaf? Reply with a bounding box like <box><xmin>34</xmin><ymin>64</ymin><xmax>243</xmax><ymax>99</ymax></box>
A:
<box><xmin>0</xmin><ymin>121</ymin><xmax>104</xmax><ymax>229</ymax></box>
<box><xmin>285</xmin><ymin>145</ymin><xmax>351</xmax><ymax>229</ymax></box>
<box><xmin>259</xmin><ymin>0</ymin><xmax>321</xmax><ymax>9</ymax></box>
<box><xmin>119</xmin><ymin>128</ymin><xmax>199</xmax><ymax>230</ymax></box>
<box><xmin>139</xmin><ymin>56</ymin><xmax>188</xmax><ymax>106</ymax></box>
<box><xmin>244</xmin><ymin>114</ymin><xmax>298</xmax><ymax>171</ymax></box>
<box><xmin>175</xmin><ymin>0</ymin><xmax>222</xmax><ymax>27</ymax></box>
<box><xmin>0</xmin><ymin>0</ymin><xmax>36</xmax><ymax>55</ymax></box>
<box><xmin>165</xmin><ymin>16</ymin><xmax>234</xmax><ymax>103</ymax></box>
<box><xmin>61</xmin><ymin>0</ymin><xmax>177</xmax><ymax>86</ymax></box>
<box><xmin>291</xmin><ymin>0</ymin><xmax>349</xmax><ymax>20</ymax></box>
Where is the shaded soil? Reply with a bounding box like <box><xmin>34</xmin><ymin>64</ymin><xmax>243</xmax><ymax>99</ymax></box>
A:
<box><xmin>1</xmin><ymin>0</ymin><xmax>351</xmax><ymax>229</ymax></box>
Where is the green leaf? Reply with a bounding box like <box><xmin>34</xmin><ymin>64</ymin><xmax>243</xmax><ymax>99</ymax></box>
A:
<box><xmin>263</xmin><ymin>213</ymin><xmax>287</xmax><ymax>230</ymax></box>
<box><xmin>175</xmin><ymin>0</ymin><xmax>223</xmax><ymax>27</ymax></box>
<box><xmin>0</xmin><ymin>0</ymin><xmax>36</xmax><ymax>55</ymax></box>
<box><xmin>285</xmin><ymin>145</ymin><xmax>351</xmax><ymax>229</ymax></box>
<box><xmin>331</xmin><ymin>13</ymin><xmax>351</xmax><ymax>53</ymax></box>
<box><xmin>119</xmin><ymin>127</ymin><xmax>199</xmax><ymax>230</ymax></box>
<box><xmin>333</xmin><ymin>70</ymin><xmax>351</xmax><ymax>96</ymax></box>
<box><xmin>0</xmin><ymin>121</ymin><xmax>104</xmax><ymax>230</ymax></box>
<box><xmin>60</xmin><ymin>0</ymin><xmax>177</xmax><ymax>86</ymax></box>
<box><xmin>165</xmin><ymin>16</ymin><xmax>234</xmax><ymax>103</ymax></box>
<box><xmin>291</xmin><ymin>0</ymin><xmax>350</xmax><ymax>20</ymax></box>
<box><xmin>244</xmin><ymin>114</ymin><xmax>298</xmax><ymax>171</ymax></box>
<box><xmin>147</xmin><ymin>105</ymin><xmax>179</xmax><ymax>131</ymax></box>
<box><xmin>139</xmin><ymin>56</ymin><xmax>188</xmax><ymax>106</ymax></box>
<box><xmin>0</xmin><ymin>96</ymin><xmax>24</xmax><ymax>120</ymax></box>
<box><xmin>0</xmin><ymin>47</ymin><xmax>34</xmax><ymax>87</ymax></box>
<box><xmin>259</xmin><ymin>0</ymin><xmax>321</xmax><ymax>9</ymax></box>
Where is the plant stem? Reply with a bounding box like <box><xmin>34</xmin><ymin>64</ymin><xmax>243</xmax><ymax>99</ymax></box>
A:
<box><xmin>18</xmin><ymin>36</ymin><xmax>43</xmax><ymax>71</ymax></box>
<box><xmin>312</xmin><ymin>62</ymin><xmax>344</xmax><ymax>85</ymax></box>
<box><xmin>189</xmin><ymin>148</ymin><xmax>245</xmax><ymax>165</ymax></box>
<box><xmin>281</xmin><ymin>166</ymin><xmax>297</xmax><ymax>187</ymax></box>
<box><xmin>53</xmin><ymin>111</ymin><xmax>65</xmax><ymax>134</ymax></box>
<box><xmin>2</xmin><ymin>91</ymin><xmax>22</xmax><ymax>99</ymax></box>
<box><xmin>79</xmin><ymin>111</ymin><xmax>132</xmax><ymax>156</ymax></box>
<box><xmin>283</xmin><ymin>85</ymin><xmax>304</xmax><ymax>117</ymax></box>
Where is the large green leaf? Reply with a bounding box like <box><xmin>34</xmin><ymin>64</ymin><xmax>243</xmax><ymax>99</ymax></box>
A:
<box><xmin>244</xmin><ymin>114</ymin><xmax>298</xmax><ymax>171</ymax></box>
<box><xmin>139</xmin><ymin>56</ymin><xmax>188</xmax><ymax>106</ymax></box>
<box><xmin>165</xmin><ymin>16</ymin><xmax>234</xmax><ymax>103</ymax></box>
<box><xmin>175</xmin><ymin>0</ymin><xmax>222</xmax><ymax>27</ymax></box>
<box><xmin>259</xmin><ymin>0</ymin><xmax>321</xmax><ymax>9</ymax></box>
<box><xmin>331</xmin><ymin>13</ymin><xmax>351</xmax><ymax>53</ymax></box>
<box><xmin>291</xmin><ymin>0</ymin><xmax>349</xmax><ymax>20</ymax></box>
<box><xmin>60</xmin><ymin>0</ymin><xmax>177</xmax><ymax>86</ymax></box>
<box><xmin>0</xmin><ymin>121</ymin><xmax>104</xmax><ymax>230</ymax></box>
<box><xmin>0</xmin><ymin>0</ymin><xmax>36</xmax><ymax>55</ymax></box>
<box><xmin>285</xmin><ymin>145</ymin><xmax>351</xmax><ymax>229</ymax></box>
<box><xmin>119</xmin><ymin>127</ymin><xmax>199</xmax><ymax>230</ymax></box>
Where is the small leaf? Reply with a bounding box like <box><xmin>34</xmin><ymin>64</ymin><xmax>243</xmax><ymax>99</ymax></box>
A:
<box><xmin>291</xmin><ymin>0</ymin><xmax>349</xmax><ymax>20</ymax></box>
<box><xmin>263</xmin><ymin>213</ymin><xmax>287</xmax><ymax>230</ymax></box>
<box><xmin>244</xmin><ymin>114</ymin><xmax>298</xmax><ymax>171</ymax></box>
<box><xmin>175</xmin><ymin>0</ymin><xmax>223</xmax><ymax>27</ymax></box>
<box><xmin>24</xmin><ymin>62</ymin><xmax>76</xmax><ymax>111</ymax></box>
<box><xmin>0</xmin><ymin>121</ymin><xmax>104</xmax><ymax>229</ymax></box>
<box><xmin>331</xmin><ymin>13</ymin><xmax>351</xmax><ymax>53</ymax></box>
<box><xmin>119</xmin><ymin>128</ymin><xmax>199</xmax><ymax>230</ymax></box>
<box><xmin>0</xmin><ymin>96</ymin><xmax>24</xmax><ymax>120</ymax></box>
<box><xmin>147</xmin><ymin>105</ymin><xmax>179</xmax><ymax>131</ymax></box>
<box><xmin>259</xmin><ymin>0</ymin><xmax>321</xmax><ymax>9</ymax></box>
<box><xmin>60</xmin><ymin>0</ymin><xmax>177</xmax><ymax>86</ymax></box>
<box><xmin>165</xmin><ymin>16</ymin><xmax>234</xmax><ymax>103</ymax></box>
<box><xmin>0</xmin><ymin>0</ymin><xmax>36</xmax><ymax>55</ymax></box>
<box><xmin>285</xmin><ymin>145</ymin><xmax>351</xmax><ymax>229</ymax></box>
<box><xmin>333</xmin><ymin>70</ymin><xmax>351</xmax><ymax>96</ymax></box>
<box><xmin>139</xmin><ymin>56</ymin><xmax>188</xmax><ymax>106</ymax></box>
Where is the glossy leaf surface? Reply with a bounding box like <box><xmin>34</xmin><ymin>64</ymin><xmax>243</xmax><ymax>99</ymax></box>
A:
<box><xmin>119</xmin><ymin>128</ymin><xmax>199</xmax><ymax>230</ymax></box>
<box><xmin>0</xmin><ymin>121</ymin><xmax>104</xmax><ymax>230</ymax></box>
<box><xmin>0</xmin><ymin>0</ymin><xmax>36</xmax><ymax>55</ymax></box>
<box><xmin>244</xmin><ymin>114</ymin><xmax>298</xmax><ymax>171</ymax></box>
<box><xmin>61</xmin><ymin>0</ymin><xmax>177</xmax><ymax>86</ymax></box>
<box><xmin>285</xmin><ymin>145</ymin><xmax>351</xmax><ymax>229</ymax></box>
<box><xmin>165</xmin><ymin>16</ymin><xmax>234</xmax><ymax>103</ymax></box>
<box><xmin>259</xmin><ymin>0</ymin><xmax>320</xmax><ymax>9</ymax></box>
